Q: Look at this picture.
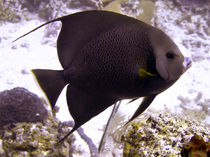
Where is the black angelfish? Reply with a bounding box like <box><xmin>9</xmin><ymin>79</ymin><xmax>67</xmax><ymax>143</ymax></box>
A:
<box><xmin>14</xmin><ymin>10</ymin><xmax>192</xmax><ymax>142</ymax></box>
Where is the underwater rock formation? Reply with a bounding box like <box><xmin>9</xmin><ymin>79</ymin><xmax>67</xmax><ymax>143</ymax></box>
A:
<box><xmin>0</xmin><ymin>87</ymin><xmax>48</xmax><ymax>127</ymax></box>
<box><xmin>0</xmin><ymin>114</ymin><xmax>76</xmax><ymax>156</ymax></box>
<box><xmin>67</xmin><ymin>0</ymin><xmax>98</xmax><ymax>10</ymax></box>
<box><xmin>0</xmin><ymin>87</ymin><xmax>76</xmax><ymax>156</ymax></box>
<box><xmin>181</xmin><ymin>134</ymin><xmax>210</xmax><ymax>157</ymax></box>
<box><xmin>121</xmin><ymin>111</ymin><xmax>210</xmax><ymax>156</ymax></box>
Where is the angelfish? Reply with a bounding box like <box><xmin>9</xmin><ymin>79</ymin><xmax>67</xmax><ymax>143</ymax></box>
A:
<box><xmin>14</xmin><ymin>10</ymin><xmax>192</xmax><ymax>142</ymax></box>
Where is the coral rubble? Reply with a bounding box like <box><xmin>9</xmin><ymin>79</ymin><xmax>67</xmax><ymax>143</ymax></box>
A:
<box><xmin>0</xmin><ymin>87</ymin><xmax>76</xmax><ymax>156</ymax></box>
<box><xmin>121</xmin><ymin>111</ymin><xmax>209</xmax><ymax>156</ymax></box>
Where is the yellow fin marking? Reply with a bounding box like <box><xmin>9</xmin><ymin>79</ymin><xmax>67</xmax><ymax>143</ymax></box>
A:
<box><xmin>138</xmin><ymin>68</ymin><xmax>157</xmax><ymax>78</ymax></box>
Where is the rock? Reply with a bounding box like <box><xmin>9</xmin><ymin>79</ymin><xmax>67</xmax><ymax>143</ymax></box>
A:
<box><xmin>0</xmin><ymin>87</ymin><xmax>77</xmax><ymax>156</ymax></box>
<box><xmin>0</xmin><ymin>87</ymin><xmax>48</xmax><ymax>128</ymax></box>
<box><xmin>1</xmin><ymin>112</ymin><xmax>76</xmax><ymax>156</ymax></box>
<box><xmin>181</xmin><ymin>134</ymin><xmax>210</xmax><ymax>157</ymax></box>
<box><xmin>67</xmin><ymin>0</ymin><xmax>98</xmax><ymax>10</ymax></box>
<box><xmin>121</xmin><ymin>111</ymin><xmax>210</xmax><ymax>157</ymax></box>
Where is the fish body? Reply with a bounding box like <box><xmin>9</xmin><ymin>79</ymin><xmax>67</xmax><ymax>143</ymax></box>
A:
<box><xmin>16</xmin><ymin>10</ymin><xmax>192</xmax><ymax>141</ymax></box>
<box><xmin>57</xmin><ymin>11</ymin><xmax>177</xmax><ymax>97</ymax></box>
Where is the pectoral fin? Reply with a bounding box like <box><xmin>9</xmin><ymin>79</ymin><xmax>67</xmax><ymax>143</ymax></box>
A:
<box><xmin>127</xmin><ymin>98</ymin><xmax>139</xmax><ymax>104</ymax></box>
<box><xmin>126</xmin><ymin>94</ymin><xmax>157</xmax><ymax>124</ymax></box>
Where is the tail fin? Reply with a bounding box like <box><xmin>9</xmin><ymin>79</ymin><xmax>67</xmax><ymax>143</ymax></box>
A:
<box><xmin>31</xmin><ymin>69</ymin><xmax>67</xmax><ymax>109</ymax></box>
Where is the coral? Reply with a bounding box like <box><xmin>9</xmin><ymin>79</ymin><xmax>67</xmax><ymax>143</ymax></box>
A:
<box><xmin>136</xmin><ymin>0</ymin><xmax>156</xmax><ymax>25</ymax></box>
<box><xmin>0</xmin><ymin>87</ymin><xmax>76</xmax><ymax>156</ymax></box>
<box><xmin>0</xmin><ymin>87</ymin><xmax>99</xmax><ymax>156</ymax></box>
<box><xmin>98</xmin><ymin>101</ymin><xmax>122</xmax><ymax>155</ymax></box>
<box><xmin>181</xmin><ymin>134</ymin><xmax>210</xmax><ymax>157</ymax></box>
<box><xmin>103</xmin><ymin>0</ymin><xmax>125</xmax><ymax>14</ymax></box>
<box><xmin>0</xmin><ymin>0</ymin><xmax>21</xmax><ymax>23</ymax></box>
<box><xmin>101</xmin><ymin>0</ymin><xmax>156</xmax><ymax>24</ymax></box>
<box><xmin>102</xmin><ymin>0</ymin><xmax>139</xmax><ymax>16</ymax></box>
<box><xmin>121</xmin><ymin>111</ymin><xmax>210</xmax><ymax>156</ymax></box>
<box><xmin>18</xmin><ymin>0</ymin><xmax>43</xmax><ymax>12</ymax></box>
<box><xmin>172</xmin><ymin>0</ymin><xmax>209</xmax><ymax>8</ymax></box>
<box><xmin>60</xmin><ymin>121</ymin><xmax>98</xmax><ymax>157</ymax></box>
<box><xmin>0</xmin><ymin>114</ymin><xmax>76</xmax><ymax>156</ymax></box>
<box><xmin>178</xmin><ymin>92</ymin><xmax>210</xmax><ymax>123</ymax></box>
<box><xmin>67</xmin><ymin>0</ymin><xmax>98</xmax><ymax>10</ymax></box>
<box><xmin>0</xmin><ymin>87</ymin><xmax>48</xmax><ymax>128</ymax></box>
<box><xmin>155</xmin><ymin>0</ymin><xmax>210</xmax><ymax>58</ymax></box>
<box><xmin>0</xmin><ymin>0</ymin><xmax>101</xmax><ymax>23</ymax></box>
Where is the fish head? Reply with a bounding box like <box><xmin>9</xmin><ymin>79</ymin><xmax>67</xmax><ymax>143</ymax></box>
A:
<box><xmin>150</xmin><ymin>28</ymin><xmax>192</xmax><ymax>81</ymax></box>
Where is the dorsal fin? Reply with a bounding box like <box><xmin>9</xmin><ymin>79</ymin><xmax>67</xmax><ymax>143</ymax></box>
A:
<box><xmin>55</xmin><ymin>10</ymin><xmax>143</xmax><ymax>68</ymax></box>
<box><xmin>13</xmin><ymin>17</ymin><xmax>63</xmax><ymax>42</ymax></box>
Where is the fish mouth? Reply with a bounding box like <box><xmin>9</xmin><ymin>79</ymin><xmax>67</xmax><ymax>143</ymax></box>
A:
<box><xmin>183</xmin><ymin>57</ymin><xmax>192</xmax><ymax>70</ymax></box>
<box><xmin>165</xmin><ymin>57</ymin><xmax>192</xmax><ymax>81</ymax></box>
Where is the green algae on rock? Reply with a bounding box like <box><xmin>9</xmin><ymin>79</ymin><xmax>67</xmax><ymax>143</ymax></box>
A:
<box><xmin>121</xmin><ymin>111</ymin><xmax>210</xmax><ymax>157</ymax></box>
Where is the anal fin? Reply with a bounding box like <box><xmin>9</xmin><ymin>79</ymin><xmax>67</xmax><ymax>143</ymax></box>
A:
<box><xmin>32</xmin><ymin>69</ymin><xmax>67</xmax><ymax>109</ymax></box>
<box><xmin>59</xmin><ymin>84</ymin><xmax>117</xmax><ymax>142</ymax></box>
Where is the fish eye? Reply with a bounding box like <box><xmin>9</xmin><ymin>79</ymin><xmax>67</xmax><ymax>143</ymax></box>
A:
<box><xmin>166</xmin><ymin>52</ymin><xmax>175</xmax><ymax>59</ymax></box>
